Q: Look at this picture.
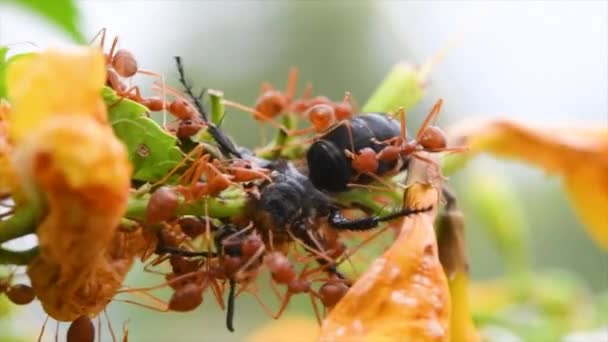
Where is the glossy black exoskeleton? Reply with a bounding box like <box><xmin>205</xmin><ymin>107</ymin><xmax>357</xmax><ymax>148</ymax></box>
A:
<box><xmin>306</xmin><ymin>113</ymin><xmax>405</xmax><ymax>192</ymax></box>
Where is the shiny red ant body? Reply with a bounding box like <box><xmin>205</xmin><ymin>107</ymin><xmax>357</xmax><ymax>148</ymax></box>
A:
<box><xmin>1</xmin><ymin>274</ymin><xmax>36</xmax><ymax>306</ymax></box>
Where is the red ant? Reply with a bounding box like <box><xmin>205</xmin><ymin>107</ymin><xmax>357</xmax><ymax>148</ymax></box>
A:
<box><xmin>91</xmin><ymin>29</ymin><xmax>206</xmax><ymax>140</ymax></box>
<box><xmin>318</xmin><ymin>275</ymin><xmax>350</xmax><ymax>311</ymax></box>
<box><xmin>262</xmin><ymin>252</ymin><xmax>324</xmax><ymax>324</ymax></box>
<box><xmin>1</xmin><ymin>273</ymin><xmax>36</xmax><ymax>305</ymax></box>
<box><xmin>375</xmin><ymin>99</ymin><xmax>454</xmax><ymax>163</ymax></box>
<box><xmin>67</xmin><ymin>315</ymin><xmax>95</xmax><ymax>342</ymax></box>
<box><xmin>294</xmin><ymin>86</ymin><xmax>355</xmax><ymax>122</ymax></box>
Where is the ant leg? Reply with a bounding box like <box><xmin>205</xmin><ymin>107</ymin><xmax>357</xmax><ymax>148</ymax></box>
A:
<box><xmin>288</xmin><ymin>226</ymin><xmax>345</xmax><ymax>279</ymax></box>
<box><xmin>108</xmin><ymin>36</ymin><xmax>119</xmax><ymax>61</ymax></box>
<box><xmin>285</xmin><ymin>67</ymin><xmax>299</xmax><ymax>101</ymax></box>
<box><xmin>209</xmin><ymin>278</ymin><xmax>225</xmax><ymax>310</ymax></box>
<box><xmin>308</xmin><ymin>291</ymin><xmax>322</xmax><ymax>325</ymax></box>
<box><xmin>122</xmin><ymin>320</ymin><xmax>130</xmax><ymax>342</ymax></box>
<box><xmin>272</xmin><ymin>292</ymin><xmax>293</xmax><ymax>319</ymax></box>
<box><xmin>37</xmin><ymin>315</ymin><xmax>49</xmax><ymax>342</ymax></box>
<box><xmin>336</xmin><ymin>224</ymin><xmax>391</xmax><ymax>266</ymax></box>
<box><xmin>415</xmin><ymin>99</ymin><xmax>443</xmax><ymax>141</ymax></box>
<box><xmin>54</xmin><ymin>320</ymin><xmax>59</xmax><ymax>342</ymax></box>
<box><xmin>226</xmin><ymin>279</ymin><xmax>236</xmax><ymax>332</ymax></box>
<box><xmin>97</xmin><ymin>315</ymin><xmax>102</xmax><ymax>342</ymax></box>
<box><xmin>327</xmin><ymin>206</ymin><xmax>432</xmax><ymax>231</ymax></box>
<box><xmin>152</xmin><ymin>144</ymin><xmax>203</xmax><ymax>187</ymax></box>
<box><xmin>104</xmin><ymin>309</ymin><xmax>117</xmax><ymax>342</ymax></box>
<box><xmin>89</xmin><ymin>27</ymin><xmax>106</xmax><ymax>46</ymax></box>
<box><xmin>222</xmin><ymin>100</ymin><xmax>291</xmax><ymax>132</ymax></box>
<box><xmin>249</xmin><ymin>286</ymin><xmax>277</xmax><ymax>318</ymax></box>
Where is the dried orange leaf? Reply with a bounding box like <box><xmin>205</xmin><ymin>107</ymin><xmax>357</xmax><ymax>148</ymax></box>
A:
<box><xmin>319</xmin><ymin>160</ymin><xmax>450</xmax><ymax>341</ymax></box>
<box><xmin>450</xmin><ymin>120</ymin><xmax>608</xmax><ymax>249</ymax></box>
<box><xmin>4</xmin><ymin>47</ymin><xmax>134</xmax><ymax>320</ymax></box>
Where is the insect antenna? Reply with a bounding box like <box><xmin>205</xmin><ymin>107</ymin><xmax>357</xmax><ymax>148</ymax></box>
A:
<box><xmin>174</xmin><ymin>56</ymin><xmax>241</xmax><ymax>158</ymax></box>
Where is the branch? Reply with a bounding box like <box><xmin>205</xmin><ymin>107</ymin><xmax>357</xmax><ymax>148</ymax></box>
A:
<box><xmin>0</xmin><ymin>204</ymin><xmax>41</xmax><ymax>244</ymax></box>
<box><xmin>0</xmin><ymin>246</ymin><xmax>38</xmax><ymax>265</ymax></box>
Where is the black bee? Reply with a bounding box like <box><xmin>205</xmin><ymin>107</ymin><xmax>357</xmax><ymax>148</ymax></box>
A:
<box><xmin>307</xmin><ymin>113</ymin><xmax>404</xmax><ymax>192</ymax></box>
<box><xmin>307</xmin><ymin>100</ymin><xmax>450</xmax><ymax>192</ymax></box>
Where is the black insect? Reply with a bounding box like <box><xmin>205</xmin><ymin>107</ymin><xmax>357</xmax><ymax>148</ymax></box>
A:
<box><xmin>247</xmin><ymin>160</ymin><xmax>430</xmax><ymax>273</ymax></box>
<box><xmin>306</xmin><ymin>113</ymin><xmax>404</xmax><ymax>192</ymax></box>
<box><xmin>307</xmin><ymin>100</ymin><xmax>451</xmax><ymax>192</ymax></box>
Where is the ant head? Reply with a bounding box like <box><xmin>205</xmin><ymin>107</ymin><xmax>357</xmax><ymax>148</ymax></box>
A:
<box><xmin>333</xmin><ymin>92</ymin><xmax>353</xmax><ymax>120</ymax></box>
<box><xmin>241</xmin><ymin>233</ymin><xmax>263</xmax><ymax>259</ymax></box>
<box><xmin>178</xmin><ymin>216</ymin><xmax>205</xmax><ymax>239</ymax></box>
<box><xmin>319</xmin><ymin>280</ymin><xmax>349</xmax><ymax>309</ymax></box>
<box><xmin>418</xmin><ymin>126</ymin><xmax>447</xmax><ymax>151</ymax></box>
<box><xmin>255</xmin><ymin>90</ymin><xmax>289</xmax><ymax>119</ymax></box>
<box><xmin>306</xmin><ymin>103</ymin><xmax>336</xmax><ymax>133</ymax></box>
<box><xmin>177</xmin><ymin>119</ymin><xmax>204</xmax><ymax>139</ymax></box>
<box><xmin>146</xmin><ymin>186</ymin><xmax>179</xmax><ymax>224</ymax></box>
<box><xmin>112</xmin><ymin>49</ymin><xmax>138</xmax><ymax>78</ymax></box>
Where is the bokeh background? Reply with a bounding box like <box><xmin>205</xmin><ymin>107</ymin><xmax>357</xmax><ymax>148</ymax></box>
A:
<box><xmin>0</xmin><ymin>1</ymin><xmax>606</xmax><ymax>341</ymax></box>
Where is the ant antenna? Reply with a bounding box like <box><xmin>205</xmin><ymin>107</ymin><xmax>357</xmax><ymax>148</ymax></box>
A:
<box><xmin>174</xmin><ymin>56</ymin><xmax>241</xmax><ymax>158</ymax></box>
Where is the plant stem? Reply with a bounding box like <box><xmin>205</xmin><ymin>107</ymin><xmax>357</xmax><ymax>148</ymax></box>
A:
<box><xmin>125</xmin><ymin>187</ymin><xmax>247</xmax><ymax>222</ymax></box>
<box><xmin>0</xmin><ymin>247</ymin><xmax>38</xmax><ymax>265</ymax></box>
<box><xmin>362</xmin><ymin>63</ymin><xmax>425</xmax><ymax>113</ymax></box>
<box><xmin>209</xmin><ymin>89</ymin><xmax>225</xmax><ymax>126</ymax></box>
<box><xmin>0</xmin><ymin>204</ymin><xmax>40</xmax><ymax>244</ymax></box>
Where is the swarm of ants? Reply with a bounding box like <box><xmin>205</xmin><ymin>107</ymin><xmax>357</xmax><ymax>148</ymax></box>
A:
<box><xmin>0</xmin><ymin>28</ymin><xmax>466</xmax><ymax>341</ymax></box>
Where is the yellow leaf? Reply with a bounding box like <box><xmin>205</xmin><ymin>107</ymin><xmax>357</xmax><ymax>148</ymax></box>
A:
<box><xmin>0</xmin><ymin>100</ymin><xmax>16</xmax><ymax>194</ymax></box>
<box><xmin>4</xmin><ymin>47</ymin><xmax>134</xmax><ymax>321</ymax></box>
<box><xmin>6</xmin><ymin>47</ymin><xmax>107</xmax><ymax>143</ymax></box>
<box><xmin>319</xmin><ymin>162</ymin><xmax>451</xmax><ymax>341</ymax></box>
<box><xmin>451</xmin><ymin>120</ymin><xmax>608</xmax><ymax>250</ymax></box>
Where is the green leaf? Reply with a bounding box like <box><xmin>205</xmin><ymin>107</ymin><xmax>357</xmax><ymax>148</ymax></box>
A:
<box><xmin>0</xmin><ymin>0</ymin><xmax>85</xmax><ymax>43</ymax></box>
<box><xmin>362</xmin><ymin>63</ymin><xmax>425</xmax><ymax>113</ymax></box>
<box><xmin>0</xmin><ymin>47</ymin><xmax>8</xmax><ymax>99</ymax></box>
<box><xmin>102</xmin><ymin>87</ymin><xmax>183</xmax><ymax>182</ymax></box>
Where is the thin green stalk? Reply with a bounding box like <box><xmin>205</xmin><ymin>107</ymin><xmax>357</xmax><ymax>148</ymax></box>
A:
<box><xmin>209</xmin><ymin>89</ymin><xmax>225</xmax><ymax>126</ymax></box>
<box><xmin>0</xmin><ymin>247</ymin><xmax>38</xmax><ymax>265</ymax></box>
<box><xmin>0</xmin><ymin>204</ymin><xmax>40</xmax><ymax>244</ymax></box>
<box><xmin>362</xmin><ymin>63</ymin><xmax>425</xmax><ymax>113</ymax></box>
<box><xmin>125</xmin><ymin>187</ymin><xmax>247</xmax><ymax>222</ymax></box>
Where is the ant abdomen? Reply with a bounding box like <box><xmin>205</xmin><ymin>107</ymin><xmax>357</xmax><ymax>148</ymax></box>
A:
<box><xmin>169</xmin><ymin>283</ymin><xmax>203</xmax><ymax>312</ymax></box>
<box><xmin>67</xmin><ymin>315</ymin><xmax>95</xmax><ymax>342</ymax></box>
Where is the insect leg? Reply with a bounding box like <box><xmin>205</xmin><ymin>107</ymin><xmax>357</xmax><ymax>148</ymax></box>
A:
<box><xmin>327</xmin><ymin>206</ymin><xmax>432</xmax><ymax>231</ymax></box>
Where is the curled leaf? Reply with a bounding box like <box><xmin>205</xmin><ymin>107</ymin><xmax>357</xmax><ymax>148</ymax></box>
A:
<box><xmin>450</xmin><ymin>120</ymin><xmax>608</xmax><ymax>250</ymax></box>
<box><xmin>102</xmin><ymin>87</ymin><xmax>182</xmax><ymax>182</ymax></box>
<box><xmin>319</xmin><ymin>157</ymin><xmax>450</xmax><ymax>341</ymax></box>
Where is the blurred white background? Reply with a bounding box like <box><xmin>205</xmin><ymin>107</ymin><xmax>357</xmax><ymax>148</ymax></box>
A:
<box><xmin>0</xmin><ymin>1</ymin><xmax>606</xmax><ymax>341</ymax></box>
